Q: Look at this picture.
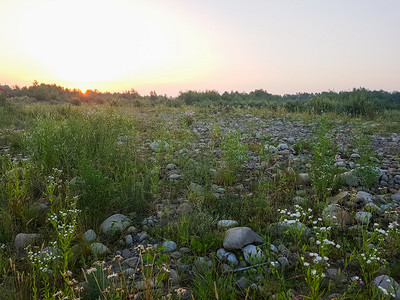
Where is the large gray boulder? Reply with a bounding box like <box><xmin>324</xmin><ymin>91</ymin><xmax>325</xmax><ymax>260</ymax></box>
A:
<box><xmin>101</xmin><ymin>214</ymin><xmax>131</xmax><ymax>235</ymax></box>
<box><xmin>223</xmin><ymin>227</ymin><xmax>263</xmax><ymax>250</ymax></box>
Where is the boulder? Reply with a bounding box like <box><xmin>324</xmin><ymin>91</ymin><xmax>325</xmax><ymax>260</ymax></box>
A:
<box><xmin>14</xmin><ymin>233</ymin><xmax>42</xmax><ymax>252</ymax></box>
<box><xmin>223</xmin><ymin>227</ymin><xmax>263</xmax><ymax>250</ymax></box>
<box><xmin>101</xmin><ymin>214</ymin><xmax>131</xmax><ymax>235</ymax></box>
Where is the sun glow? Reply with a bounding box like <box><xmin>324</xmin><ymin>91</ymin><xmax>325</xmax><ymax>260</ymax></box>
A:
<box><xmin>6</xmin><ymin>0</ymin><xmax>219</xmax><ymax>93</ymax></box>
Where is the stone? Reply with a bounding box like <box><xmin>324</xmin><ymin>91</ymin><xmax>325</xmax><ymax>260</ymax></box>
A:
<box><xmin>83</xmin><ymin>229</ymin><xmax>97</xmax><ymax>242</ymax></box>
<box><xmin>236</xmin><ymin>276</ymin><xmax>248</xmax><ymax>289</ymax></box>
<box><xmin>90</xmin><ymin>243</ymin><xmax>109</xmax><ymax>256</ymax></box>
<box><xmin>355</xmin><ymin>191</ymin><xmax>373</xmax><ymax>204</ymax></box>
<box><xmin>373</xmin><ymin>275</ymin><xmax>400</xmax><ymax>299</ymax></box>
<box><xmin>168</xmin><ymin>174</ymin><xmax>181</xmax><ymax>180</ymax></box>
<box><xmin>277</xmin><ymin>143</ymin><xmax>289</xmax><ymax>150</ymax></box>
<box><xmin>177</xmin><ymin>203</ymin><xmax>192</xmax><ymax>214</ymax></box>
<box><xmin>226</xmin><ymin>253</ymin><xmax>239</xmax><ymax>266</ymax></box>
<box><xmin>188</xmin><ymin>183</ymin><xmax>203</xmax><ymax>193</ymax></box>
<box><xmin>169</xmin><ymin>269</ymin><xmax>179</xmax><ymax>284</ymax></box>
<box><xmin>170</xmin><ymin>251</ymin><xmax>181</xmax><ymax>260</ymax></box>
<box><xmin>266</xmin><ymin>145</ymin><xmax>278</xmax><ymax>153</ymax></box>
<box><xmin>326</xmin><ymin>268</ymin><xmax>339</xmax><ymax>280</ymax></box>
<box><xmin>101</xmin><ymin>214</ymin><xmax>130</xmax><ymax>235</ymax></box>
<box><xmin>217</xmin><ymin>220</ymin><xmax>238</xmax><ymax>228</ymax></box>
<box><xmin>328</xmin><ymin>191</ymin><xmax>350</xmax><ymax>204</ymax></box>
<box><xmin>277</xmin><ymin>256</ymin><xmax>289</xmax><ymax>268</ymax></box>
<box><xmin>391</xmin><ymin>194</ymin><xmax>400</xmax><ymax>202</ymax></box>
<box><xmin>243</xmin><ymin>244</ymin><xmax>265</xmax><ymax>264</ymax></box>
<box><xmin>355</xmin><ymin>212</ymin><xmax>372</xmax><ymax>224</ymax></box>
<box><xmin>125</xmin><ymin>234</ymin><xmax>133</xmax><ymax>245</ymax></box>
<box><xmin>216</xmin><ymin>248</ymin><xmax>228</xmax><ymax>260</ymax></box>
<box><xmin>298</xmin><ymin>173</ymin><xmax>311</xmax><ymax>185</ymax></box>
<box><xmin>126</xmin><ymin>226</ymin><xmax>138</xmax><ymax>234</ymax></box>
<box><xmin>162</xmin><ymin>241</ymin><xmax>177</xmax><ymax>252</ymax></box>
<box><xmin>166</xmin><ymin>163</ymin><xmax>177</xmax><ymax>170</ymax></box>
<box><xmin>323</xmin><ymin>204</ymin><xmax>352</xmax><ymax>226</ymax></box>
<box><xmin>122</xmin><ymin>268</ymin><xmax>135</xmax><ymax>276</ymax></box>
<box><xmin>341</xmin><ymin>171</ymin><xmax>360</xmax><ymax>187</ymax></box>
<box><xmin>223</xmin><ymin>227</ymin><xmax>263</xmax><ymax>250</ymax></box>
<box><xmin>14</xmin><ymin>233</ymin><xmax>42</xmax><ymax>252</ymax></box>
<box><xmin>270</xmin><ymin>244</ymin><xmax>278</xmax><ymax>253</ymax></box>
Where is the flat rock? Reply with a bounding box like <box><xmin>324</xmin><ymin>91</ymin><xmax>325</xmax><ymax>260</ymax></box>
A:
<box><xmin>162</xmin><ymin>241</ymin><xmax>177</xmax><ymax>252</ymax></box>
<box><xmin>217</xmin><ymin>220</ymin><xmax>238</xmax><ymax>228</ymax></box>
<box><xmin>223</xmin><ymin>227</ymin><xmax>263</xmax><ymax>250</ymax></box>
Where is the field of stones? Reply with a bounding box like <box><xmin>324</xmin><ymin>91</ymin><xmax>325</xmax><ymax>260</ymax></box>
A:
<box><xmin>0</xmin><ymin>97</ymin><xmax>400</xmax><ymax>299</ymax></box>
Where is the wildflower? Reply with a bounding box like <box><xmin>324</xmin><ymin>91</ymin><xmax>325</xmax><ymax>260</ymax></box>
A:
<box><xmin>304</xmin><ymin>262</ymin><xmax>310</xmax><ymax>267</ymax></box>
<box><xmin>360</xmin><ymin>280</ymin><xmax>365</xmax><ymax>286</ymax></box>
<box><xmin>175</xmin><ymin>288</ymin><xmax>187</xmax><ymax>295</ymax></box>
<box><xmin>53</xmin><ymin>291</ymin><xmax>63</xmax><ymax>297</ymax></box>
<box><xmin>94</xmin><ymin>260</ymin><xmax>105</xmax><ymax>266</ymax></box>
<box><xmin>86</xmin><ymin>267</ymin><xmax>97</xmax><ymax>274</ymax></box>
<box><xmin>116</xmin><ymin>287</ymin><xmax>124</xmax><ymax>292</ymax></box>
<box><xmin>113</xmin><ymin>254</ymin><xmax>123</xmax><ymax>261</ymax></box>
<box><xmin>336</xmin><ymin>244</ymin><xmax>341</xmax><ymax>249</ymax></box>
<box><xmin>63</xmin><ymin>270</ymin><xmax>73</xmax><ymax>277</ymax></box>
<box><xmin>107</xmin><ymin>273</ymin><xmax>118</xmax><ymax>279</ymax></box>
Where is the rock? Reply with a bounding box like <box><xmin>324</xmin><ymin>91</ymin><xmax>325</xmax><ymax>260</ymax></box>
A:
<box><xmin>177</xmin><ymin>203</ymin><xmax>192</xmax><ymax>214</ymax></box>
<box><xmin>223</xmin><ymin>227</ymin><xmax>263</xmax><ymax>250</ymax></box>
<box><xmin>270</xmin><ymin>244</ymin><xmax>278</xmax><ymax>253</ymax></box>
<box><xmin>168</xmin><ymin>174</ymin><xmax>181</xmax><ymax>180</ymax></box>
<box><xmin>277</xmin><ymin>143</ymin><xmax>289</xmax><ymax>150</ymax></box>
<box><xmin>101</xmin><ymin>214</ymin><xmax>130</xmax><ymax>235</ymax></box>
<box><xmin>188</xmin><ymin>183</ymin><xmax>203</xmax><ymax>193</ymax></box>
<box><xmin>243</xmin><ymin>245</ymin><xmax>265</xmax><ymax>264</ymax></box>
<box><xmin>298</xmin><ymin>173</ymin><xmax>311</xmax><ymax>185</ymax></box>
<box><xmin>226</xmin><ymin>253</ymin><xmax>239</xmax><ymax>266</ymax></box>
<box><xmin>126</xmin><ymin>226</ymin><xmax>138</xmax><ymax>234</ymax></box>
<box><xmin>277</xmin><ymin>256</ymin><xmax>289</xmax><ymax>268</ymax></box>
<box><xmin>169</xmin><ymin>269</ymin><xmax>179</xmax><ymax>284</ymax></box>
<box><xmin>166</xmin><ymin>163</ymin><xmax>177</xmax><ymax>170</ymax></box>
<box><xmin>355</xmin><ymin>191</ymin><xmax>373</xmax><ymax>204</ymax></box>
<box><xmin>355</xmin><ymin>212</ymin><xmax>372</xmax><ymax>224</ymax></box>
<box><xmin>286</xmin><ymin>137</ymin><xmax>295</xmax><ymax>144</ymax></box>
<box><xmin>341</xmin><ymin>171</ymin><xmax>360</xmax><ymax>187</ymax></box>
<box><xmin>83</xmin><ymin>229</ymin><xmax>97</xmax><ymax>242</ymax></box>
<box><xmin>323</xmin><ymin>204</ymin><xmax>352</xmax><ymax>226</ymax></box>
<box><xmin>392</xmin><ymin>194</ymin><xmax>400</xmax><ymax>202</ymax></box>
<box><xmin>266</xmin><ymin>145</ymin><xmax>278</xmax><ymax>153</ymax></box>
<box><xmin>216</xmin><ymin>248</ymin><xmax>228</xmax><ymax>260</ymax></box>
<box><xmin>162</xmin><ymin>241</ymin><xmax>177</xmax><ymax>252</ymax></box>
<box><xmin>14</xmin><ymin>233</ymin><xmax>42</xmax><ymax>252</ymax></box>
<box><xmin>90</xmin><ymin>243</ymin><xmax>109</xmax><ymax>256</ymax></box>
<box><xmin>328</xmin><ymin>191</ymin><xmax>350</xmax><ymax>204</ymax></box>
<box><xmin>373</xmin><ymin>275</ymin><xmax>400</xmax><ymax>299</ymax></box>
<box><xmin>122</xmin><ymin>268</ymin><xmax>135</xmax><ymax>276</ymax></box>
<box><xmin>170</xmin><ymin>251</ymin><xmax>181</xmax><ymax>260</ymax></box>
<box><xmin>326</xmin><ymin>268</ymin><xmax>339</xmax><ymax>280</ymax></box>
<box><xmin>122</xmin><ymin>248</ymin><xmax>133</xmax><ymax>258</ymax></box>
<box><xmin>236</xmin><ymin>276</ymin><xmax>248</xmax><ymax>289</ymax></box>
<box><xmin>125</xmin><ymin>234</ymin><xmax>133</xmax><ymax>245</ymax></box>
<box><xmin>217</xmin><ymin>220</ymin><xmax>238</xmax><ymax>228</ymax></box>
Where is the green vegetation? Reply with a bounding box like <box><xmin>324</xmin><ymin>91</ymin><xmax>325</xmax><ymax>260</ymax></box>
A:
<box><xmin>0</xmin><ymin>85</ymin><xmax>399</xmax><ymax>299</ymax></box>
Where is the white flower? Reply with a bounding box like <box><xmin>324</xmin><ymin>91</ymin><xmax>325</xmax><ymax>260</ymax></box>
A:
<box><xmin>304</xmin><ymin>262</ymin><xmax>310</xmax><ymax>267</ymax></box>
<box><xmin>336</xmin><ymin>244</ymin><xmax>341</xmax><ymax>249</ymax></box>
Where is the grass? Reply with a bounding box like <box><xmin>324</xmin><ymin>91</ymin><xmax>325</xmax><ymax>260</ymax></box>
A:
<box><xmin>0</xmin><ymin>100</ymin><xmax>399</xmax><ymax>299</ymax></box>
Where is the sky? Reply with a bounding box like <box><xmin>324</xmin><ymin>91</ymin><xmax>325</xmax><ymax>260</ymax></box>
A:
<box><xmin>0</xmin><ymin>0</ymin><xmax>399</xmax><ymax>96</ymax></box>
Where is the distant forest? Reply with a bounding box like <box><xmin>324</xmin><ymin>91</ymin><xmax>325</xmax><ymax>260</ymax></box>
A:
<box><xmin>1</xmin><ymin>81</ymin><xmax>400</xmax><ymax>118</ymax></box>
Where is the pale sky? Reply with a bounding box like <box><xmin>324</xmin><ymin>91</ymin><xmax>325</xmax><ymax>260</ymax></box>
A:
<box><xmin>1</xmin><ymin>0</ymin><xmax>399</xmax><ymax>95</ymax></box>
